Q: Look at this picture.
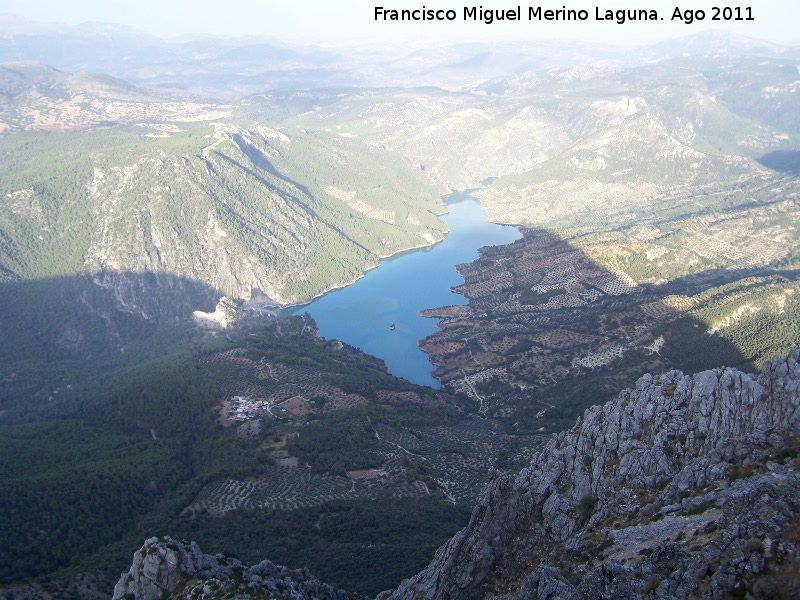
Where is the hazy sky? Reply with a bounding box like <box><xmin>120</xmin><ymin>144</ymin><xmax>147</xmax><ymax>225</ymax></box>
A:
<box><xmin>1</xmin><ymin>0</ymin><xmax>798</xmax><ymax>46</ymax></box>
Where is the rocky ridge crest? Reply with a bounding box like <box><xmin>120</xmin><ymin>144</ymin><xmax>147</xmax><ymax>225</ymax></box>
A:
<box><xmin>112</xmin><ymin>536</ymin><xmax>347</xmax><ymax>600</ymax></box>
<box><xmin>387</xmin><ymin>350</ymin><xmax>800</xmax><ymax>599</ymax></box>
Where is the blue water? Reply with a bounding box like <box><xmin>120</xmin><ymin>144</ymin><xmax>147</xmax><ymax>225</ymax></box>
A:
<box><xmin>292</xmin><ymin>197</ymin><xmax>521</xmax><ymax>387</ymax></box>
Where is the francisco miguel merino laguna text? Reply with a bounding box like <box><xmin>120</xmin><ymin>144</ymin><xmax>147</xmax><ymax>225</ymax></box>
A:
<box><xmin>374</xmin><ymin>6</ymin><xmax>755</xmax><ymax>25</ymax></box>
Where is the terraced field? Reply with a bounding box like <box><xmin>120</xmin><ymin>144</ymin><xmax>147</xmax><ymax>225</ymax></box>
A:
<box><xmin>188</xmin><ymin>316</ymin><xmax>544</xmax><ymax>514</ymax></box>
<box><xmin>419</xmin><ymin>221</ymin><xmax>800</xmax><ymax>433</ymax></box>
<box><xmin>187</xmin><ymin>416</ymin><xmax>542</xmax><ymax>514</ymax></box>
<box><xmin>203</xmin><ymin>346</ymin><xmax>371</xmax><ymax>421</ymax></box>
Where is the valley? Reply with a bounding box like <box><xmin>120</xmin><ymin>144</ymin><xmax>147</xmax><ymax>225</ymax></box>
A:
<box><xmin>1</xmin><ymin>21</ymin><xmax>800</xmax><ymax>600</ymax></box>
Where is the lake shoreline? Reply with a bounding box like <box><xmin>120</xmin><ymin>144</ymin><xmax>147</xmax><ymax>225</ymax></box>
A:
<box><xmin>291</xmin><ymin>197</ymin><xmax>522</xmax><ymax>387</ymax></box>
<box><xmin>281</xmin><ymin>231</ymin><xmax>449</xmax><ymax>314</ymax></box>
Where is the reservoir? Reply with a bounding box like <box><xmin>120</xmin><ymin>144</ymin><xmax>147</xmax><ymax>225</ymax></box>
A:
<box><xmin>293</xmin><ymin>196</ymin><xmax>521</xmax><ymax>387</ymax></box>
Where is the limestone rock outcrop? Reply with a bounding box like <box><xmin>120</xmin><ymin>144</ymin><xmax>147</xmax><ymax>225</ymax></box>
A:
<box><xmin>112</xmin><ymin>536</ymin><xmax>348</xmax><ymax>600</ymax></box>
<box><xmin>388</xmin><ymin>350</ymin><xmax>800</xmax><ymax>599</ymax></box>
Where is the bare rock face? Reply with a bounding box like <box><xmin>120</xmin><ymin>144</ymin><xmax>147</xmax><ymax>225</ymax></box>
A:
<box><xmin>388</xmin><ymin>350</ymin><xmax>800</xmax><ymax>599</ymax></box>
<box><xmin>112</xmin><ymin>536</ymin><xmax>348</xmax><ymax>600</ymax></box>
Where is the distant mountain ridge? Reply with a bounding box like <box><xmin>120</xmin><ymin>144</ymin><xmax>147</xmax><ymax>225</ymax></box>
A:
<box><xmin>1</xmin><ymin>15</ymin><xmax>798</xmax><ymax>96</ymax></box>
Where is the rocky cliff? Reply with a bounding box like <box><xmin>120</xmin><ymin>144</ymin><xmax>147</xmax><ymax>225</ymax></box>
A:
<box><xmin>112</xmin><ymin>536</ymin><xmax>348</xmax><ymax>600</ymax></box>
<box><xmin>387</xmin><ymin>350</ymin><xmax>800</xmax><ymax>599</ymax></box>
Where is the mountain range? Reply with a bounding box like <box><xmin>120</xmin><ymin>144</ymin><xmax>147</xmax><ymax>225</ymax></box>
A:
<box><xmin>1</xmin><ymin>19</ymin><xmax>800</xmax><ymax>600</ymax></box>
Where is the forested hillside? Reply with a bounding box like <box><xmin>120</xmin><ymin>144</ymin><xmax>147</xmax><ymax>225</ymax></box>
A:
<box><xmin>0</xmin><ymin>119</ymin><xmax>446</xmax><ymax>303</ymax></box>
<box><xmin>0</xmin><ymin>314</ymin><xmax>488</xmax><ymax>597</ymax></box>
